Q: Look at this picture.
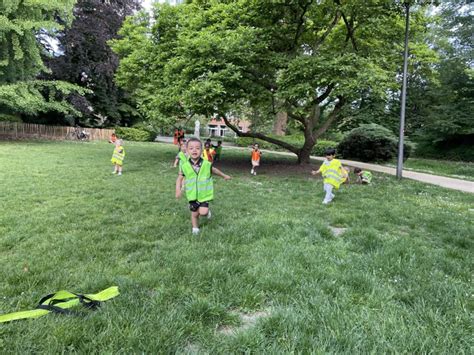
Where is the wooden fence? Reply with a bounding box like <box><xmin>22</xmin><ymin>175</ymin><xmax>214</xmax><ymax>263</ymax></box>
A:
<box><xmin>0</xmin><ymin>122</ymin><xmax>114</xmax><ymax>141</ymax></box>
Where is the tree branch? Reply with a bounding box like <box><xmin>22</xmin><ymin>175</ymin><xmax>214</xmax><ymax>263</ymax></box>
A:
<box><xmin>334</xmin><ymin>0</ymin><xmax>358</xmax><ymax>52</ymax></box>
<box><xmin>291</xmin><ymin>1</ymin><xmax>313</xmax><ymax>51</ymax></box>
<box><xmin>313</xmin><ymin>97</ymin><xmax>345</xmax><ymax>138</ymax></box>
<box><xmin>313</xmin><ymin>11</ymin><xmax>341</xmax><ymax>51</ymax></box>
<box><xmin>313</xmin><ymin>83</ymin><xmax>334</xmax><ymax>105</ymax></box>
<box><xmin>221</xmin><ymin>114</ymin><xmax>300</xmax><ymax>154</ymax></box>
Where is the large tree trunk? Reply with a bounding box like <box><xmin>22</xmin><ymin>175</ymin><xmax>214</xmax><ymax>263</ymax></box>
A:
<box><xmin>297</xmin><ymin>143</ymin><xmax>315</xmax><ymax>164</ymax></box>
<box><xmin>221</xmin><ymin>98</ymin><xmax>345</xmax><ymax>165</ymax></box>
<box><xmin>272</xmin><ymin>111</ymin><xmax>287</xmax><ymax>136</ymax></box>
<box><xmin>297</xmin><ymin>121</ymin><xmax>316</xmax><ymax>164</ymax></box>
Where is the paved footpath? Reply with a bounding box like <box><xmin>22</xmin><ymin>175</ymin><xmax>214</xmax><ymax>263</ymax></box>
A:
<box><xmin>155</xmin><ymin>136</ymin><xmax>474</xmax><ymax>193</ymax></box>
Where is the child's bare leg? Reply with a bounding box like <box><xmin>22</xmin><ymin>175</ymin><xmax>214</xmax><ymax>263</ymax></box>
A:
<box><xmin>199</xmin><ymin>206</ymin><xmax>209</xmax><ymax>217</ymax></box>
<box><xmin>118</xmin><ymin>165</ymin><xmax>123</xmax><ymax>174</ymax></box>
<box><xmin>191</xmin><ymin>211</ymin><xmax>200</xmax><ymax>229</ymax></box>
<box><xmin>113</xmin><ymin>164</ymin><xmax>118</xmax><ymax>173</ymax></box>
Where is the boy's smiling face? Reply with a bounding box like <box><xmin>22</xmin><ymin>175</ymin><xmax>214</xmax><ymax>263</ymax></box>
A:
<box><xmin>187</xmin><ymin>141</ymin><xmax>202</xmax><ymax>160</ymax></box>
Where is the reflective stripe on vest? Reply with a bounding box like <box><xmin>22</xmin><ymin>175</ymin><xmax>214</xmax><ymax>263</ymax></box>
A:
<box><xmin>181</xmin><ymin>160</ymin><xmax>214</xmax><ymax>202</ymax></box>
<box><xmin>112</xmin><ymin>146</ymin><xmax>125</xmax><ymax>162</ymax></box>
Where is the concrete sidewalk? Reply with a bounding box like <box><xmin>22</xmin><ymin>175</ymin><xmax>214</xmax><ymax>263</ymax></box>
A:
<box><xmin>154</xmin><ymin>136</ymin><xmax>474</xmax><ymax>193</ymax></box>
<box><xmin>266</xmin><ymin>150</ymin><xmax>474</xmax><ymax>193</ymax></box>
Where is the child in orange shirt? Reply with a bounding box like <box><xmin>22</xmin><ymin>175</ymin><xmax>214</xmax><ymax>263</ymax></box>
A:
<box><xmin>250</xmin><ymin>143</ymin><xmax>262</xmax><ymax>175</ymax></box>
<box><xmin>203</xmin><ymin>141</ymin><xmax>216</xmax><ymax>163</ymax></box>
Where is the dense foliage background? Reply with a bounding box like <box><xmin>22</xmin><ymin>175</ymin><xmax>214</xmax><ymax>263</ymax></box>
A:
<box><xmin>0</xmin><ymin>0</ymin><xmax>472</xmax><ymax>160</ymax></box>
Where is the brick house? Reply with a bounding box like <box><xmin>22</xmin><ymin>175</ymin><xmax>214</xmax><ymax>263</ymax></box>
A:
<box><xmin>206</xmin><ymin>117</ymin><xmax>251</xmax><ymax>137</ymax></box>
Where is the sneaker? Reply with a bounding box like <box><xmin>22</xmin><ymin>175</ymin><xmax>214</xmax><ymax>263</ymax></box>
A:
<box><xmin>192</xmin><ymin>228</ymin><xmax>200</xmax><ymax>235</ymax></box>
<box><xmin>112</xmin><ymin>171</ymin><xmax>117</xmax><ymax>174</ymax></box>
<box><xmin>253</xmin><ymin>171</ymin><xmax>257</xmax><ymax>176</ymax></box>
<box><xmin>207</xmin><ymin>210</ymin><xmax>212</xmax><ymax>219</ymax></box>
<box><xmin>322</xmin><ymin>200</ymin><xmax>330</xmax><ymax>205</ymax></box>
<box><xmin>251</xmin><ymin>169</ymin><xmax>254</xmax><ymax>174</ymax></box>
<box><xmin>117</xmin><ymin>172</ymin><xmax>122</xmax><ymax>176</ymax></box>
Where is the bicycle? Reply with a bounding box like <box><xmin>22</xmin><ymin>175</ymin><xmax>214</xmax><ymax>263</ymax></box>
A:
<box><xmin>66</xmin><ymin>127</ymin><xmax>90</xmax><ymax>141</ymax></box>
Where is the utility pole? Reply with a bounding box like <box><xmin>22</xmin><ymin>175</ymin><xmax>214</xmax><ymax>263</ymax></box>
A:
<box><xmin>397</xmin><ymin>1</ymin><xmax>410</xmax><ymax>179</ymax></box>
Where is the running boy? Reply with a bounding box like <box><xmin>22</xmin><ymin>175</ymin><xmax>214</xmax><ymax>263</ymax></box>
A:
<box><xmin>250</xmin><ymin>143</ymin><xmax>262</xmax><ymax>175</ymax></box>
<box><xmin>354</xmin><ymin>167</ymin><xmax>373</xmax><ymax>184</ymax></box>
<box><xmin>176</xmin><ymin>138</ymin><xmax>231</xmax><ymax>235</ymax></box>
<box><xmin>311</xmin><ymin>148</ymin><xmax>347</xmax><ymax>204</ymax></box>
<box><xmin>173</xmin><ymin>139</ymin><xmax>187</xmax><ymax>168</ymax></box>
<box><xmin>111</xmin><ymin>139</ymin><xmax>125</xmax><ymax>175</ymax></box>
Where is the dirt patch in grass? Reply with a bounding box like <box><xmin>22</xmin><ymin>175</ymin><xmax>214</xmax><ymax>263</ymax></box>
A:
<box><xmin>329</xmin><ymin>226</ymin><xmax>347</xmax><ymax>236</ymax></box>
<box><xmin>218</xmin><ymin>310</ymin><xmax>270</xmax><ymax>335</ymax></box>
<box><xmin>183</xmin><ymin>342</ymin><xmax>201</xmax><ymax>354</ymax></box>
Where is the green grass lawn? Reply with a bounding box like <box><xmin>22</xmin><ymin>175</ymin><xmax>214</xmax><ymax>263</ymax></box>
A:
<box><xmin>386</xmin><ymin>157</ymin><xmax>474</xmax><ymax>181</ymax></box>
<box><xmin>0</xmin><ymin>141</ymin><xmax>472</xmax><ymax>353</ymax></box>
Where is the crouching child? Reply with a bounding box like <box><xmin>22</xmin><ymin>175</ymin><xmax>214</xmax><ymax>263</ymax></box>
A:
<box><xmin>354</xmin><ymin>167</ymin><xmax>373</xmax><ymax>184</ymax></box>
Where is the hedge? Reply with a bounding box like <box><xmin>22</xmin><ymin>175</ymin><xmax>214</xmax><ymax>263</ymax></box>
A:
<box><xmin>115</xmin><ymin>127</ymin><xmax>156</xmax><ymax>142</ymax></box>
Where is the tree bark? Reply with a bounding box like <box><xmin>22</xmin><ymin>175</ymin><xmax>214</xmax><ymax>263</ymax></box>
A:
<box><xmin>272</xmin><ymin>111</ymin><xmax>288</xmax><ymax>136</ymax></box>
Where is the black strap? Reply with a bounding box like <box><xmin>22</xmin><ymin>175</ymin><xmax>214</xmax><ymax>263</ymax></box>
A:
<box><xmin>74</xmin><ymin>293</ymin><xmax>101</xmax><ymax>310</ymax></box>
<box><xmin>36</xmin><ymin>304</ymin><xmax>74</xmax><ymax>315</ymax></box>
<box><xmin>35</xmin><ymin>292</ymin><xmax>101</xmax><ymax>315</ymax></box>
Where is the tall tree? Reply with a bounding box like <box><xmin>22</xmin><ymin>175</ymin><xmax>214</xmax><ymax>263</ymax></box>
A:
<box><xmin>0</xmin><ymin>0</ymin><xmax>88</xmax><ymax>118</ymax></box>
<box><xmin>113</xmin><ymin>0</ymin><xmax>435</xmax><ymax>163</ymax></box>
<box><xmin>409</xmin><ymin>0</ymin><xmax>473</xmax><ymax>144</ymax></box>
<box><xmin>47</xmin><ymin>0</ymin><xmax>141</xmax><ymax>127</ymax></box>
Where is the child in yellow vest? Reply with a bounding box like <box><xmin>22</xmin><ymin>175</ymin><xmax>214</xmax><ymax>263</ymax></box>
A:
<box><xmin>176</xmin><ymin>138</ymin><xmax>231</xmax><ymax>235</ymax></box>
<box><xmin>111</xmin><ymin>139</ymin><xmax>125</xmax><ymax>175</ymax></box>
<box><xmin>173</xmin><ymin>139</ymin><xmax>188</xmax><ymax>168</ymax></box>
<box><xmin>311</xmin><ymin>148</ymin><xmax>347</xmax><ymax>204</ymax></box>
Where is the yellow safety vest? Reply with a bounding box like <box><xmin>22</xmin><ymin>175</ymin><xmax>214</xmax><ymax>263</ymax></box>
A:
<box><xmin>319</xmin><ymin>159</ymin><xmax>344</xmax><ymax>189</ymax></box>
<box><xmin>111</xmin><ymin>146</ymin><xmax>125</xmax><ymax>165</ymax></box>
<box><xmin>181</xmin><ymin>159</ymin><xmax>214</xmax><ymax>202</ymax></box>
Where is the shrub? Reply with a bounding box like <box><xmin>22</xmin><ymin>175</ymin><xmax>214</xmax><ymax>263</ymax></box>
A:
<box><xmin>337</xmin><ymin>124</ymin><xmax>412</xmax><ymax>162</ymax></box>
<box><xmin>312</xmin><ymin>140</ymin><xmax>338</xmax><ymax>156</ymax></box>
<box><xmin>414</xmin><ymin>136</ymin><xmax>474</xmax><ymax>162</ymax></box>
<box><xmin>115</xmin><ymin>127</ymin><xmax>155</xmax><ymax>142</ymax></box>
<box><xmin>0</xmin><ymin>113</ymin><xmax>22</xmax><ymax>122</ymax></box>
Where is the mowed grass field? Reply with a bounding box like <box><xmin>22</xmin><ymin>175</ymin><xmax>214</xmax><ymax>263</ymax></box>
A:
<box><xmin>388</xmin><ymin>157</ymin><xmax>474</xmax><ymax>181</ymax></box>
<box><xmin>0</xmin><ymin>141</ymin><xmax>472</xmax><ymax>353</ymax></box>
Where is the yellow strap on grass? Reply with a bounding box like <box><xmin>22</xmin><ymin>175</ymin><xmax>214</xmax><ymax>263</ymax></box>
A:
<box><xmin>0</xmin><ymin>286</ymin><xmax>119</xmax><ymax>323</ymax></box>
